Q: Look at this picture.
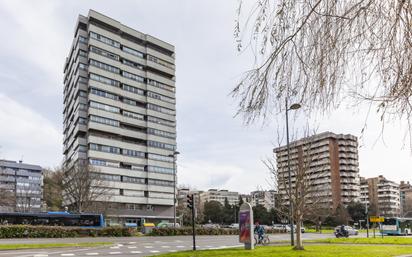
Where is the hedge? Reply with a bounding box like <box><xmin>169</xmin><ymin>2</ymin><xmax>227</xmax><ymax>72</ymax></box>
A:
<box><xmin>0</xmin><ymin>225</ymin><xmax>134</xmax><ymax>238</ymax></box>
<box><xmin>149</xmin><ymin>227</ymin><xmax>287</xmax><ymax>236</ymax></box>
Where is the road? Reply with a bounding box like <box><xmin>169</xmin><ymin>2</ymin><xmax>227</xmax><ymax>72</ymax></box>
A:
<box><xmin>0</xmin><ymin>233</ymin><xmax>341</xmax><ymax>257</ymax></box>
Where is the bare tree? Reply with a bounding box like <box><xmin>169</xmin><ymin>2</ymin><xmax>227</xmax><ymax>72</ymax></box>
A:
<box><xmin>233</xmin><ymin>0</ymin><xmax>412</xmax><ymax>146</ymax></box>
<box><xmin>63</xmin><ymin>163</ymin><xmax>111</xmax><ymax>213</ymax></box>
<box><xmin>266</xmin><ymin>131</ymin><xmax>330</xmax><ymax>250</ymax></box>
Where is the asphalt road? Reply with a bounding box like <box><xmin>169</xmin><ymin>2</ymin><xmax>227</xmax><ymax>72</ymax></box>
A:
<box><xmin>0</xmin><ymin>232</ymin><xmax>341</xmax><ymax>257</ymax></box>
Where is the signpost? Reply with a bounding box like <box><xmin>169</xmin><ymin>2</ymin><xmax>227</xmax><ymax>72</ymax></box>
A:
<box><xmin>369</xmin><ymin>216</ymin><xmax>385</xmax><ymax>239</ymax></box>
<box><xmin>239</xmin><ymin>202</ymin><xmax>254</xmax><ymax>250</ymax></box>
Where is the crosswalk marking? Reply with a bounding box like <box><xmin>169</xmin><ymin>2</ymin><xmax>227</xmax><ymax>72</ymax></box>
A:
<box><xmin>85</xmin><ymin>253</ymin><xmax>99</xmax><ymax>256</ymax></box>
<box><xmin>109</xmin><ymin>252</ymin><xmax>122</xmax><ymax>255</ymax></box>
<box><xmin>130</xmin><ymin>251</ymin><xmax>142</xmax><ymax>254</ymax></box>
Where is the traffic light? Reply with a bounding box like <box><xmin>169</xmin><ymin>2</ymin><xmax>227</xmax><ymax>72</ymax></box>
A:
<box><xmin>187</xmin><ymin>194</ymin><xmax>194</xmax><ymax>209</ymax></box>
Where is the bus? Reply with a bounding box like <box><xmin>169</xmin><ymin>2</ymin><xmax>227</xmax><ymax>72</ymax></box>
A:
<box><xmin>0</xmin><ymin>212</ymin><xmax>105</xmax><ymax>228</ymax></box>
<box><xmin>381</xmin><ymin>217</ymin><xmax>412</xmax><ymax>235</ymax></box>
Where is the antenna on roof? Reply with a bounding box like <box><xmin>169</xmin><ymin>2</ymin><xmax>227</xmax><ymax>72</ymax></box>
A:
<box><xmin>19</xmin><ymin>155</ymin><xmax>24</xmax><ymax>164</ymax></box>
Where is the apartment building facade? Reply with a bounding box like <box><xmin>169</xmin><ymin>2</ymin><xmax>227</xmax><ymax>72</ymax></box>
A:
<box><xmin>63</xmin><ymin>10</ymin><xmax>176</xmax><ymax>225</ymax></box>
<box><xmin>360</xmin><ymin>176</ymin><xmax>400</xmax><ymax>217</ymax></box>
<box><xmin>400</xmin><ymin>181</ymin><xmax>412</xmax><ymax>217</ymax></box>
<box><xmin>0</xmin><ymin>160</ymin><xmax>42</xmax><ymax>212</ymax></box>
<box><xmin>199</xmin><ymin>189</ymin><xmax>239</xmax><ymax>207</ymax></box>
<box><xmin>274</xmin><ymin>132</ymin><xmax>360</xmax><ymax>211</ymax></box>
<box><xmin>250</xmin><ymin>190</ymin><xmax>276</xmax><ymax>210</ymax></box>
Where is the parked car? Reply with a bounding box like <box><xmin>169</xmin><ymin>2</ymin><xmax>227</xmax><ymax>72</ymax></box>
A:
<box><xmin>229</xmin><ymin>223</ymin><xmax>239</xmax><ymax>229</ymax></box>
<box><xmin>286</xmin><ymin>225</ymin><xmax>305</xmax><ymax>233</ymax></box>
<box><xmin>203</xmin><ymin>223</ymin><xmax>220</xmax><ymax>229</ymax></box>
<box><xmin>334</xmin><ymin>225</ymin><xmax>359</xmax><ymax>235</ymax></box>
<box><xmin>157</xmin><ymin>222</ymin><xmax>180</xmax><ymax>228</ymax></box>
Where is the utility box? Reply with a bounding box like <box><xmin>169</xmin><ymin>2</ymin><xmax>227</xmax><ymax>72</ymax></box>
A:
<box><xmin>142</xmin><ymin>223</ymin><xmax>155</xmax><ymax>234</ymax></box>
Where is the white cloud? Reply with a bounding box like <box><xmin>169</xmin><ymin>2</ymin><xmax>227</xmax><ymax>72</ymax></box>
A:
<box><xmin>0</xmin><ymin>93</ymin><xmax>62</xmax><ymax>167</ymax></box>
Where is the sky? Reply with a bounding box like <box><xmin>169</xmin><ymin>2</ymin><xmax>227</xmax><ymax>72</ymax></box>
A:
<box><xmin>0</xmin><ymin>0</ymin><xmax>411</xmax><ymax>194</ymax></box>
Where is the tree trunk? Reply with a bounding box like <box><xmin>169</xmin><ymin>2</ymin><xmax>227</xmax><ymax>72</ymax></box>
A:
<box><xmin>294</xmin><ymin>215</ymin><xmax>304</xmax><ymax>250</ymax></box>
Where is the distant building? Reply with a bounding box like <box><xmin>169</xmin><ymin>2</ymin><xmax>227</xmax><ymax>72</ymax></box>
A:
<box><xmin>274</xmin><ymin>132</ymin><xmax>360</xmax><ymax>211</ymax></box>
<box><xmin>400</xmin><ymin>181</ymin><xmax>412</xmax><ymax>217</ymax></box>
<box><xmin>0</xmin><ymin>160</ymin><xmax>42</xmax><ymax>212</ymax></box>
<box><xmin>199</xmin><ymin>189</ymin><xmax>239</xmax><ymax>207</ymax></box>
<box><xmin>360</xmin><ymin>176</ymin><xmax>400</xmax><ymax>217</ymax></box>
<box><xmin>250</xmin><ymin>190</ymin><xmax>276</xmax><ymax>210</ymax></box>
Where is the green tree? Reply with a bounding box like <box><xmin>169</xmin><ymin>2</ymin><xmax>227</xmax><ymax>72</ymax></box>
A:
<box><xmin>203</xmin><ymin>201</ymin><xmax>223</xmax><ymax>224</ymax></box>
<box><xmin>253</xmin><ymin>204</ymin><xmax>270</xmax><ymax>225</ymax></box>
<box><xmin>222</xmin><ymin>198</ymin><xmax>234</xmax><ymax>224</ymax></box>
<box><xmin>347</xmin><ymin>201</ymin><xmax>366</xmax><ymax>223</ymax></box>
<box><xmin>43</xmin><ymin>168</ymin><xmax>63</xmax><ymax>211</ymax></box>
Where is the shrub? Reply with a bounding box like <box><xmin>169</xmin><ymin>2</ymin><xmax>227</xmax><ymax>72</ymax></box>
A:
<box><xmin>0</xmin><ymin>225</ymin><xmax>133</xmax><ymax>238</ymax></box>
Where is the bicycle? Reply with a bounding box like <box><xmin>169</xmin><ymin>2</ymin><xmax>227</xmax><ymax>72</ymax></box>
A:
<box><xmin>254</xmin><ymin>234</ymin><xmax>270</xmax><ymax>246</ymax></box>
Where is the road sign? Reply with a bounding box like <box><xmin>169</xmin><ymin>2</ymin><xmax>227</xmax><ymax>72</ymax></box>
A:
<box><xmin>369</xmin><ymin>216</ymin><xmax>384</xmax><ymax>223</ymax></box>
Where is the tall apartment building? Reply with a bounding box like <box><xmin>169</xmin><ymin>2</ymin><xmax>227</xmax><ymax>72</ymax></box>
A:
<box><xmin>0</xmin><ymin>160</ymin><xmax>42</xmax><ymax>212</ymax></box>
<box><xmin>63</xmin><ymin>10</ymin><xmax>176</xmax><ymax>225</ymax></box>
<box><xmin>199</xmin><ymin>189</ymin><xmax>239</xmax><ymax>207</ymax></box>
<box><xmin>360</xmin><ymin>176</ymin><xmax>400</xmax><ymax>217</ymax></box>
<box><xmin>250</xmin><ymin>190</ymin><xmax>276</xmax><ymax>210</ymax></box>
<box><xmin>274</xmin><ymin>132</ymin><xmax>360</xmax><ymax>211</ymax></box>
<box><xmin>400</xmin><ymin>181</ymin><xmax>412</xmax><ymax>217</ymax></box>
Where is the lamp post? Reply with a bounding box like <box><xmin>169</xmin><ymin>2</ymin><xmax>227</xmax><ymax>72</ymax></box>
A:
<box><xmin>285</xmin><ymin>99</ymin><xmax>301</xmax><ymax>246</ymax></box>
<box><xmin>168</xmin><ymin>151</ymin><xmax>180</xmax><ymax>228</ymax></box>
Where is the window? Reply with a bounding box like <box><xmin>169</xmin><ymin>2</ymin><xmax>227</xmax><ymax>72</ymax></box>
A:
<box><xmin>147</xmin><ymin>91</ymin><xmax>175</xmax><ymax>104</ymax></box>
<box><xmin>147</xmin><ymin>166</ymin><xmax>174</xmax><ymax>174</ymax></box>
<box><xmin>148</xmin><ymin>179</ymin><xmax>174</xmax><ymax>187</ymax></box>
<box><xmin>78</xmin><ymin>145</ymin><xmax>88</xmax><ymax>152</ymax></box>
<box><xmin>78</xmin><ymin>50</ymin><xmax>88</xmax><ymax>57</ymax></box>
<box><xmin>78</xmin><ymin>76</ymin><xmax>88</xmax><ymax>84</ymax></box>
<box><xmin>148</xmin><ymin>140</ymin><xmax>175</xmax><ymax>150</ymax></box>
<box><xmin>90</xmin><ymin>31</ymin><xmax>120</xmax><ymax>48</ymax></box>
<box><xmin>90</xmin><ymin>73</ymin><xmax>120</xmax><ymax>87</ymax></box>
<box><xmin>122</xmin><ymin>46</ymin><xmax>144</xmax><ymax>58</ymax></box>
<box><xmin>123</xmin><ymin>110</ymin><xmax>144</xmax><ymax>121</ymax></box>
<box><xmin>122</xmin><ymin>149</ymin><xmax>145</xmax><ymax>158</ymax></box>
<box><xmin>122</xmin><ymin>59</ymin><xmax>144</xmax><ymax>70</ymax></box>
<box><xmin>78</xmin><ymin>35</ymin><xmax>88</xmax><ymax>44</ymax></box>
<box><xmin>123</xmin><ymin>176</ymin><xmax>145</xmax><ymax>184</ymax></box>
<box><xmin>89</xmin><ymin>159</ymin><xmax>119</xmax><ymax>168</ymax></box>
<box><xmin>147</xmin><ymin>128</ymin><xmax>175</xmax><ymax>139</ymax></box>
<box><xmin>78</xmin><ymin>117</ymin><xmax>88</xmax><ymax>125</ymax></box>
<box><xmin>79</xmin><ymin>90</ymin><xmax>88</xmax><ymax>97</ymax></box>
<box><xmin>122</xmin><ymin>71</ymin><xmax>144</xmax><ymax>83</ymax></box>
<box><xmin>147</xmin><ymin>79</ymin><xmax>174</xmax><ymax>92</ymax></box>
<box><xmin>98</xmin><ymin>173</ymin><xmax>121</xmax><ymax>181</ymax></box>
<box><xmin>90</xmin><ymin>143</ymin><xmax>120</xmax><ymax>154</ymax></box>
<box><xmin>123</xmin><ymin>84</ymin><xmax>144</xmax><ymax>95</ymax></box>
<box><xmin>79</xmin><ymin>63</ymin><xmax>88</xmax><ymax>71</ymax></box>
<box><xmin>147</xmin><ymin>153</ymin><xmax>174</xmax><ymax>163</ymax></box>
<box><xmin>90</xmin><ymin>101</ymin><xmax>120</xmax><ymax>113</ymax></box>
<box><xmin>147</xmin><ymin>54</ymin><xmax>174</xmax><ymax>69</ymax></box>
<box><xmin>120</xmin><ymin>189</ymin><xmax>124</xmax><ymax>196</ymax></box>
<box><xmin>90</xmin><ymin>88</ymin><xmax>119</xmax><ymax>100</ymax></box>
<box><xmin>147</xmin><ymin>103</ymin><xmax>175</xmax><ymax>115</ymax></box>
<box><xmin>147</xmin><ymin>116</ymin><xmax>175</xmax><ymax>127</ymax></box>
<box><xmin>90</xmin><ymin>46</ymin><xmax>119</xmax><ymax>61</ymax></box>
<box><xmin>90</xmin><ymin>59</ymin><xmax>120</xmax><ymax>74</ymax></box>
<box><xmin>90</xmin><ymin>115</ymin><xmax>119</xmax><ymax>127</ymax></box>
<box><xmin>123</xmin><ymin>98</ymin><xmax>137</xmax><ymax>106</ymax></box>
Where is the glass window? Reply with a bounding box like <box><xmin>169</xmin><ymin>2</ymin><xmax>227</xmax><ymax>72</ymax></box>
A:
<box><xmin>122</xmin><ymin>149</ymin><xmax>145</xmax><ymax>158</ymax></box>
<box><xmin>147</xmin><ymin>54</ymin><xmax>174</xmax><ymax>69</ymax></box>
<box><xmin>90</xmin><ymin>88</ymin><xmax>119</xmax><ymax>100</ymax></box>
<box><xmin>147</xmin><ymin>166</ymin><xmax>174</xmax><ymax>174</ymax></box>
<box><xmin>148</xmin><ymin>140</ymin><xmax>175</xmax><ymax>150</ymax></box>
<box><xmin>122</xmin><ymin>59</ymin><xmax>144</xmax><ymax>70</ymax></box>
<box><xmin>90</xmin><ymin>31</ymin><xmax>120</xmax><ymax>48</ymax></box>
<box><xmin>90</xmin><ymin>59</ymin><xmax>120</xmax><ymax>74</ymax></box>
<box><xmin>147</xmin><ymin>103</ymin><xmax>175</xmax><ymax>115</ymax></box>
<box><xmin>90</xmin><ymin>115</ymin><xmax>119</xmax><ymax>127</ymax></box>
<box><xmin>123</xmin><ymin>110</ymin><xmax>144</xmax><ymax>121</ymax></box>
<box><xmin>122</xmin><ymin>46</ymin><xmax>144</xmax><ymax>58</ymax></box>
<box><xmin>147</xmin><ymin>116</ymin><xmax>175</xmax><ymax>127</ymax></box>
<box><xmin>90</xmin><ymin>46</ymin><xmax>119</xmax><ymax>61</ymax></box>
<box><xmin>147</xmin><ymin>128</ymin><xmax>175</xmax><ymax>139</ymax></box>
<box><xmin>90</xmin><ymin>73</ymin><xmax>120</xmax><ymax>87</ymax></box>
<box><xmin>90</xmin><ymin>101</ymin><xmax>120</xmax><ymax>113</ymax></box>
<box><xmin>147</xmin><ymin>153</ymin><xmax>174</xmax><ymax>163</ymax></box>
<box><xmin>122</xmin><ymin>71</ymin><xmax>144</xmax><ymax>83</ymax></box>
<box><xmin>90</xmin><ymin>143</ymin><xmax>120</xmax><ymax>154</ymax></box>
<box><xmin>147</xmin><ymin>79</ymin><xmax>174</xmax><ymax>92</ymax></box>
<box><xmin>147</xmin><ymin>91</ymin><xmax>175</xmax><ymax>104</ymax></box>
<box><xmin>123</xmin><ymin>84</ymin><xmax>144</xmax><ymax>95</ymax></box>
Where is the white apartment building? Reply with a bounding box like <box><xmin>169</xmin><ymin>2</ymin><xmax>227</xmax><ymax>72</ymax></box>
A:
<box><xmin>63</xmin><ymin>10</ymin><xmax>176</xmax><ymax>225</ymax></box>
<box><xmin>274</xmin><ymin>132</ymin><xmax>360</xmax><ymax>211</ymax></box>
<box><xmin>250</xmin><ymin>190</ymin><xmax>276</xmax><ymax>210</ymax></box>
<box><xmin>199</xmin><ymin>189</ymin><xmax>239</xmax><ymax>207</ymax></box>
<box><xmin>360</xmin><ymin>176</ymin><xmax>400</xmax><ymax>217</ymax></box>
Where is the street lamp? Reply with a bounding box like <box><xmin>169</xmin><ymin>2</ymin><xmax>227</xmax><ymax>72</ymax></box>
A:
<box><xmin>168</xmin><ymin>151</ymin><xmax>180</xmax><ymax>228</ymax></box>
<box><xmin>285</xmin><ymin>99</ymin><xmax>301</xmax><ymax>246</ymax></box>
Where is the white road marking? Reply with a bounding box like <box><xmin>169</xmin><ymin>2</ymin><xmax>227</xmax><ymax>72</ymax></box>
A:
<box><xmin>168</xmin><ymin>250</ymin><xmax>177</xmax><ymax>252</ymax></box>
<box><xmin>34</xmin><ymin>255</ymin><xmax>48</xmax><ymax>257</ymax></box>
<box><xmin>61</xmin><ymin>254</ymin><xmax>75</xmax><ymax>256</ymax></box>
<box><xmin>150</xmin><ymin>250</ymin><xmax>160</xmax><ymax>253</ymax></box>
<box><xmin>144</xmin><ymin>246</ymin><xmax>153</xmax><ymax>249</ymax></box>
<box><xmin>116</xmin><ymin>244</ymin><xmax>123</xmax><ymax>247</ymax></box>
<box><xmin>176</xmin><ymin>245</ymin><xmax>185</xmax><ymax>248</ymax></box>
<box><xmin>130</xmin><ymin>251</ymin><xmax>142</xmax><ymax>254</ymax></box>
<box><xmin>161</xmin><ymin>246</ymin><xmax>170</xmax><ymax>248</ymax></box>
<box><xmin>128</xmin><ymin>242</ymin><xmax>136</xmax><ymax>244</ymax></box>
<box><xmin>127</xmin><ymin>246</ymin><xmax>137</xmax><ymax>249</ymax></box>
<box><xmin>110</xmin><ymin>247</ymin><xmax>119</xmax><ymax>249</ymax></box>
<box><xmin>85</xmin><ymin>254</ymin><xmax>99</xmax><ymax>256</ymax></box>
<box><xmin>174</xmin><ymin>240</ymin><xmax>183</xmax><ymax>242</ymax></box>
<box><xmin>109</xmin><ymin>252</ymin><xmax>122</xmax><ymax>255</ymax></box>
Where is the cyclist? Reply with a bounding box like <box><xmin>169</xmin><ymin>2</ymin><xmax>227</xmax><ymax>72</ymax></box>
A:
<box><xmin>254</xmin><ymin>221</ymin><xmax>265</xmax><ymax>243</ymax></box>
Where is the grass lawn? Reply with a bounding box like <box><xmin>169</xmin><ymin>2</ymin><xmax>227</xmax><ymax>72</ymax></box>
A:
<box><xmin>155</xmin><ymin>245</ymin><xmax>412</xmax><ymax>257</ymax></box>
<box><xmin>0</xmin><ymin>242</ymin><xmax>112</xmax><ymax>250</ymax></box>
<box><xmin>309</xmin><ymin>236</ymin><xmax>412</xmax><ymax>245</ymax></box>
